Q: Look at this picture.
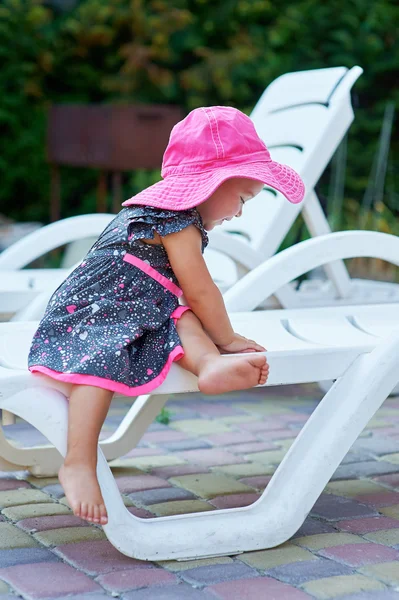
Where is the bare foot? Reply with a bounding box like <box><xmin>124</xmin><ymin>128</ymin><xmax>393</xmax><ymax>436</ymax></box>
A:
<box><xmin>59</xmin><ymin>462</ymin><xmax>108</xmax><ymax>525</ymax></box>
<box><xmin>198</xmin><ymin>354</ymin><xmax>269</xmax><ymax>395</ymax></box>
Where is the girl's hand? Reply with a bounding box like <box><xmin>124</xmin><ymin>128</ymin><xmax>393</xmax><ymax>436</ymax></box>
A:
<box><xmin>218</xmin><ymin>333</ymin><xmax>266</xmax><ymax>354</ymax></box>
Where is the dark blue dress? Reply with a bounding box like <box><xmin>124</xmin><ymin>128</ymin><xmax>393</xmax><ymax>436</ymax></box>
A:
<box><xmin>28</xmin><ymin>206</ymin><xmax>208</xmax><ymax>395</ymax></box>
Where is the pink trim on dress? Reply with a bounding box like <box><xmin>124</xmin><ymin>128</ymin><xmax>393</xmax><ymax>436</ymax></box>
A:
<box><xmin>123</xmin><ymin>253</ymin><xmax>183</xmax><ymax>297</ymax></box>
<box><xmin>171</xmin><ymin>305</ymin><xmax>191</xmax><ymax>322</ymax></box>
<box><xmin>29</xmin><ymin>345</ymin><xmax>184</xmax><ymax>397</ymax></box>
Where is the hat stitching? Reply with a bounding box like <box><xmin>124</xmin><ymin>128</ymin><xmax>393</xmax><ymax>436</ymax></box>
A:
<box><xmin>201</xmin><ymin>107</ymin><xmax>223</xmax><ymax>159</ymax></box>
<box><xmin>208</xmin><ymin>106</ymin><xmax>225</xmax><ymax>159</ymax></box>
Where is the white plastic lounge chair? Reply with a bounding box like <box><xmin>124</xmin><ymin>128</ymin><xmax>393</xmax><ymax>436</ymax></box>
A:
<box><xmin>3</xmin><ymin>65</ymin><xmax>388</xmax><ymax>321</ymax></box>
<box><xmin>1</xmin><ymin>230</ymin><xmax>398</xmax><ymax>561</ymax></box>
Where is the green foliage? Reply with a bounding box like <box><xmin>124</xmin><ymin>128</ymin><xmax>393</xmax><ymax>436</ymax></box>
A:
<box><xmin>155</xmin><ymin>407</ymin><xmax>172</xmax><ymax>425</ymax></box>
<box><xmin>0</xmin><ymin>0</ymin><xmax>398</xmax><ymax>225</ymax></box>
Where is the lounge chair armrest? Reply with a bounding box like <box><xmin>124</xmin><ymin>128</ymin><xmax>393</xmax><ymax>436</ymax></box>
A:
<box><xmin>224</xmin><ymin>231</ymin><xmax>399</xmax><ymax>311</ymax></box>
<box><xmin>0</xmin><ymin>214</ymin><xmax>114</xmax><ymax>270</ymax></box>
<box><xmin>207</xmin><ymin>230</ymin><xmax>260</xmax><ymax>270</ymax></box>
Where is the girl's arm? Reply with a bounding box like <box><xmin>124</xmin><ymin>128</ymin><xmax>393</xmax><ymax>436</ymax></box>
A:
<box><xmin>162</xmin><ymin>225</ymin><xmax>236</xmax><ymax>346</ymax></box>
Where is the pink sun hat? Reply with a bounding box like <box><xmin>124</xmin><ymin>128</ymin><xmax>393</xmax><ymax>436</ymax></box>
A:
<box><xmin>122</xmin><ymin>106</ymin><xmax>305</xmax><ymax>210</ymax></box>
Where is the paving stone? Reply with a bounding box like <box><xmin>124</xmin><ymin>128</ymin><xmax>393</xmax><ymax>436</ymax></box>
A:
<box><xmin>57</xmin><ymin>595</ymin><xmax>109</xmax><ymax>599</ymax></box>
<box><xmin>0</xmin><ymin>480</ymin><xmax>31</xmax><ymax>492</ymax></box>
<box><xmin>150</xmin><ymin>465</ymin><xmax>210</xmax><ymax>478</ymax></box>
<box><xmin>359</xmin><ymin>561</ymin><xmax>399</xmax><ymax>585</ymax></box>
<box><xmin>310</xmin><ymin>494</ymin><xmax>378</xmax><ymax>521</ymax></box>
<box><xmin>160</xmin><ymin>439</ymin><xmax>212</xmax><ymax>451</ymax></box>
<box><xmin>25</xmin><ymin>476</ymin><xmax>63</xmax><ymax>488</ymax></box>
<box><xmin>225</xmin><ymin>441</ymin><xmax>277</xmax><ymax>453</ymax></box>
<box><xmin>127</xmin><ymin>506</ymin><xmax>154</xmax><ymax>518</ymax></box>
<box><xmin>97</xmin><ymin>567</ymin><xmax>177</xmax><ymax>592</ymax></box>
<box><xmin>158</xmin><ymin>557</ymin><xmax>233</xmax><ymax>572</ymax></box>
<box><xmin>319</xmin><ymin>543</ymin><xmax>399</xmax><ymax>566</ymax></box>
<box><xmin>0</xmin><ymin>547</ymin><xmax>59</xmax><ymax>568</ymax></box>
<box><xmin>114</xmin><ymin>475</ymin><xmax>172</xmax><ymax>493</ymax></box>
<box><xmin>211</xmin><ymin>463</ymin><xmax>275</xmax><ymax>478</ymax></box>
<box><xmin>0</xmin><ymin>523</ymin><xmax>39</xmax><ymax>549</ymax></box>
<box><xmin>341</xmin><ymin>450</ymin><xmax>377</xmax><ymax>464</ymax></box>
<box><xmin>169</xmin><ymin>473</ymin><xmax>253</xmax><ymax>498</ymax></box>
<box><xmin>123</xmin><ymin>583</ymin><xmax>215</xmax><ymax>599</ymax></box>
<box><xmin>293</xmin><ymin>533</ymin><xmax>365</xmax><ymax>550</ymax></box>
<box><xmin>243</xmin><ymin>448</ymin><xmax>288</xmax><ymax>464</ymax></box>
<box><xmin>338</xmin><ymin>591</ymin><xmax>399</xmax><ymax>600</ymax></box>
<box><xmin>0</xmin><ymin>580</ymin><xmax>10</xmax><ymax>594</ymax></box>
<box><xmin>141</xmin><ymin>430</ymin><xmax>190</xmax><ymax>443</ymax></box>
<box><xmin>207</xmin><ymin>576</ymin><xmax>311</xmax><ymax>600</ymax></box>
<box><xmin>2</xmin><ymin>502</ymin><xmax>71</xmax><ymax>521</ymax></box>
<box><xmin>121</xmin><ymin>447</ymin><xmax>166</xmax><ymax>458</ymax></box>
<box><xmin>204</xmin><ymin>432</ymin><xmax>258</xmax><ymax>446</ymax></box>
<box><xmin>366</xmin><ymin>418</ymin><xmax>393</xmax><ymax>429</ymax></box>
<box><xmin>265</xmin><ymin>557</ymin><xmax>354</xmax><ymax>584</ymax></box>
<box><xmin>238</xmin><ymin>543</ymin><xmax>316</xmax><ymax>569</ymax></box>
<box><xmin>187</xmin><ymin>403</ymin><xmax>245</xmax><ymax>418</ymax></box>
<box><xmin>381</xmin><ymin>453</ymin><xmax>399</xmax><ymax>464</ymax></box>
<box><xmin>239</xmin><ymin>475</ymin><xmax>272</xmax><ymax>490</ymax></box>
<box><xmin>363</xmin><ymin>529</ymin><xmax>399</xmax><ymax>545</ymax></box>
<box><xmin>179</xmin><ymin>561</ymin><xmax>257</xmax><ymax>585</ymax></box>
<box><xmin>217</xmin><ymin>415</ymin><xmax>262</xmax><ymax>425</ymax></box>
<box><xmin>40</xmin><ymin>484</ymin><xmax>65</xmax><ymax>499</ymax></box>
<box><xmin>380</xmin><ymin>505</ymin><xmax>399</xmax><ymax>519</ymax></box>
<box><xmin>0</xmin><ymin>489</ymin><xmax>53</xmax><ymax>509</ymax></box>
<box><xmin>373</xmin><ymin>474</ymin><xmax>399</xmax><ymax>489</ymax></box>
<box><xmin>33</xmin><ymin>525</ymin><xmax>106</xmax><ymax>546</ymax></box>
<box><xmin>174</xmin><ymin>449</ymin><xmax>246</xmax><ymax>466</ymax></box>
<box><xmin>256</xmin><ymin>428</ymin><xmax>297</xmax><ymax>441</ymax></box>
<box><xmin>293</xmin><ymin>518</ymin><xmax>338</xmax><ymax>538</ymax></box>
<box><xmin>302</xmin><ymin>574</ymin><xmax>385</xmax><ymax>599</ymax></box>
<box><xmin>325</xmin><ymin>480</ymin><xmax>388</xmax><ymax>497</ymax></box>
<box><xmin>55</xmin><ymin>539</ymin><xmax>147</xmax><ymax>575</ymax></box>
<box><xmin>169</xmin><ymin>419</ymin><xmax>232</xmax><ymax>435</ymax></box>
<box><xmin>129</xmin><ymin>486</ymin><xmax>196</xmax><ymax>505</ymax></box>
<box><xmin>237</xmin><ymin>403</ymin><xmax>291</xmax><ymax>417</ymax></box>
<box><xmin>110</xmin><ymin>455</ymin><xmax>185</xmax><ymax>469</ymax></box>
<box><xmin>353</xmin><ymin>437</ymin><xmax>399</xmax><ymax>455</ymax></box>
<box><xmin>337</xmin><ymin>516</ymin><xmax>399</xmax><ymax>534</ymax></box>
<box><xmin>0</xmin><ymin>562</ymin><xmax>102</xmax><ymax>599</ymax></box>
<box><xmin>17</xmin><ymin>514</ymin><xmax>88</xmax><ymax>532</ymax></box>
<box><xmin>355</xmin><ymin>492</ymin><xmax>399</xmax><ymax>507</ymax></box>
<box><xmin>148</xmin><ymin>499</ymin><xmax>214</xmax><ymax>516</ymax></box>
<box><xmin>147</xmin><ymin>421</ymin><xmax>169</xmax><ymax>432</ymax></box>
<box><xmin>332</xmin><ymin>461</ymin><xmax>399</xmax><ymax>480</ymax></box>
<box><xmin>209</xmin><ymin>493</ymin><xmax>260</xmax><ymax>509</ymax></box>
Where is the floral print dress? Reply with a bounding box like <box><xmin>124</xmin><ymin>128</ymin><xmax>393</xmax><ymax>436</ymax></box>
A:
<box><xmin>28</xmin><ymin>206</ymin><xmax>208</xmax><ymax>395</ymax></box>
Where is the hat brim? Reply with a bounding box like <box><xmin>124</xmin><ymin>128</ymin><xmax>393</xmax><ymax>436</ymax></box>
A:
<box><xmin>122</xmin><ymin>160</ymin><xmax>305</xmax><ymax>210</ymax></box>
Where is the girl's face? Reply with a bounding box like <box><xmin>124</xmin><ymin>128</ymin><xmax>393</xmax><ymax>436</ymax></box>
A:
<box><xmin>196</xmin><ymin>177</ymin><xmax>264</xmax><ymax>231</ymax></box>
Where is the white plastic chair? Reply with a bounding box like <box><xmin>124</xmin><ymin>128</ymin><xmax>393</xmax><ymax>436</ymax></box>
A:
<box><xmin>1</xmin><ymin>230</ymin><xmax>399</xmax><ymax>562</ymax></box>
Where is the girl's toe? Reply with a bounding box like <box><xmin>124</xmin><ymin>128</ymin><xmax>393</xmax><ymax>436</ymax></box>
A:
<box><xmin>80</xmin><ymin>502</ymin><xmax>88</xmax><ymax>519</ymax></box>
<box><xmin>93</xmin><ymin>505</ymin><xmax>100</xmax><ymax>523</ymax></box>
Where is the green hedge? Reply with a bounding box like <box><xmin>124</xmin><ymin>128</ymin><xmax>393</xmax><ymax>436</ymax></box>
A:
<box><xmin>0</xmin><ymin>0</ymin><xmax>398</xmax><ymax>229</ymax></box>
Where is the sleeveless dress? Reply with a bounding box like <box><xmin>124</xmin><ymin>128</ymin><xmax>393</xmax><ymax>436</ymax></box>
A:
<box><xmin>28</xmin><ymin>206</ymin><xmax>209</xmax><ymax>396</ymax></box>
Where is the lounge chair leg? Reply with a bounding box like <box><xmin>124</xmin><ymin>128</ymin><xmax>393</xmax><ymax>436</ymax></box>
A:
<box><xmin>0</xmin><ymin>393</ymin><xmax>167</xmax><ymax>476</ymax></box>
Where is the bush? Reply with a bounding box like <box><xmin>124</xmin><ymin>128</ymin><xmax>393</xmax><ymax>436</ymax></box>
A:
<box><xmin>0</xmin><ymin>0</ymin><xmax>398</xmax><ymax>226</ymax></box>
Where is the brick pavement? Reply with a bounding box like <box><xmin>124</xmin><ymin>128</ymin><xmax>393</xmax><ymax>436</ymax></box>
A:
<box><xmin>1</xmin><ymin>385</ymin><xmax>399</xmax><ymax>599</ymax></box>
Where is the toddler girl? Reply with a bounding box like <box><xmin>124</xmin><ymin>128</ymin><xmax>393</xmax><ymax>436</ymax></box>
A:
<box><xmin>28</xmin><ymin>106</ymin><xmax>304</xmax><ymax>526</ymax></box>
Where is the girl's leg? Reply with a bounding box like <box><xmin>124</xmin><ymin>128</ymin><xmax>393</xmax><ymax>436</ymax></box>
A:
<box><xmin>176</xmin><ymin>311</ymin><xmax>268</xmax><ymax>394</ymax></box>
<box><xmin>58</xmin><ymin>384</ymin><xmax>113</xmax><ymax>525</ymax></box>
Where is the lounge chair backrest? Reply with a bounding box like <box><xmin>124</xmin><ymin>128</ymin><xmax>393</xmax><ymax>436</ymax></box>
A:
<box><xmin>220</xmin><ymin>66</ymin><xmax>363</xmax><ymax>256</ymax></box>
